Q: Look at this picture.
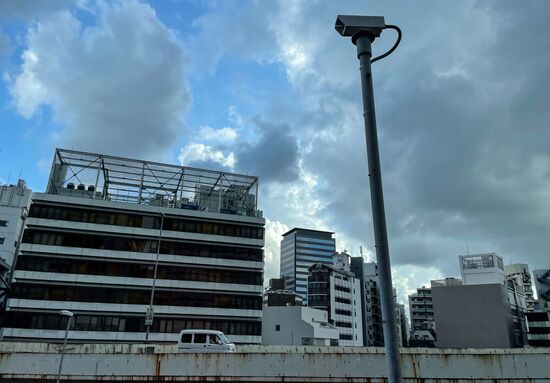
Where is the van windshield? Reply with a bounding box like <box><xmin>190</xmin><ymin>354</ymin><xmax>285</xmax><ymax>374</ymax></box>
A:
<box><xmin>218</xmin><ymin>334</ymin><xmax>230</xmax><ymax>344</ymax></box>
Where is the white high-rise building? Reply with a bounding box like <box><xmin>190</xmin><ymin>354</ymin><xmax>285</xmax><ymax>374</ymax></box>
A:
<box><xmin>307</xmin><ymin>252</ymin><xmax>363</xmax><ymax>346</ymax></box>
<box><xmin>0</xmin><ymin>180</ymin><xmax>32</xmax><ymax>269</ymax></box>
<box><xmin>2</xmin><ymin>148</ymin><xmax>264</xmax><ymax>344</ymax></box>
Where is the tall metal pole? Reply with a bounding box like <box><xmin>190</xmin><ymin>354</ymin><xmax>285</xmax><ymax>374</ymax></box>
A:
<box><xmin>145</xmin><ymin>212</ymin><xmax>165</xmax><ymax>342</ymax></box>
<box><xmin>56</xmin><ymin>313</ymin><xmax>73</xmax><ymax>383</ymax></box>
<box><xmin>355</xmin><ymin>32</ymin><xmax>403</xmax><ymax>383</ymax></box>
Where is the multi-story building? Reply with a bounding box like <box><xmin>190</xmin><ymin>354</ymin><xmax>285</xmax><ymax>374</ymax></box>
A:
<box><xmin>307</xmin><ymin>252</ymin><xmax>363</xmax><ymax>346</ymax></box>
<box><xmin>533</xmin><ymin>269</ymin><xmax>550</xmax><ymax>305</ymax></box>
<box><xmin>350</xmin><ymin>258</ymin><xmax>383</xmax><ymax>346</ymax></box>
<box><xmin>459</xmin><ymin>253</ymin><xmax>505</xmax><ymax>286</ymax></box>
<box><xmin>0</xmin><ymin>180</ymin><xmax>32</xmax><ymax>268</ymax></box>
<box><xmin>505</xmin><ymin>264</ymin><xmax>535</xmax><ymax>311</ymax></box>
<box><xmin>408</xmin><ymin>286</ymin><xmax>434</xmax><ymax>334</ymax></box>
<box><xmin>280</xmin><ymin>228</ymin><xmax>335</xmax><ymax>304</ymax></box>
<box><xmin>1</xmin><ymin>148</ymin><xmax>265</xmax><ymax>344</ymax></box>
<box><xmin>408</xmin><ymin>278</ymin><xmax>461</xmax><ymax>347</ymax></box>
<box><xmin>525</xmin><ymin>311</ymin><xmax>550</xmax><ymax>347</ymax></box>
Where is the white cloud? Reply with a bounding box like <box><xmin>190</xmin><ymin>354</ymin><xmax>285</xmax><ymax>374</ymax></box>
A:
<box><xmin>263</xmin><ymin>218</ymin><xmax>289</xmax><ymax>286</ymax></box>
<box><xmin>197</xmin><ymin>126</ymin><xmax>238</xmax><ymax>142</ymax></box>
<box><xmin>178</xmin><ymin>143</ymin><xmax>235</xmax><ymax>169</ymax></box>
<box><xmin>7</xmin><ymin>0</ymin><xmax>190</xmax><ymax>160</ymax></box>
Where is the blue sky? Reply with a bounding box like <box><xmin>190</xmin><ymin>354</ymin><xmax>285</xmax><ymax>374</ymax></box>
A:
<box><xmin>1</xmin><ymin>0</ymin><xmax>550</xmax><ymax>304</ymax></box>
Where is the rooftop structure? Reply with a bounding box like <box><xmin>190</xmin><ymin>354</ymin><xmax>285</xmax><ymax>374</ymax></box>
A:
<box><xmin>46</xmin><ymin>148</ymin><xmax>260</xmax><ymax>217</ymax></box>
<box><xmin>459</xmin><ymin>253</ymin><xmax>505</xmax><ymax>286</ymax></box>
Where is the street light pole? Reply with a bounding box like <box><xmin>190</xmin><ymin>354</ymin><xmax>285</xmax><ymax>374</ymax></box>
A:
<box><xmin>145</xmin><ymin>212</ymin><xmax>165</xmax><ymax>343</ymax></box>
<box><xmin>335</xmin><ymin>15</ymin><xmax>403</xmax><ymax>383</ymax></box>
<box><xmin>56</xmin><ymin>310</ymin><xmax>73</xmax><ymax>383</ymax></box>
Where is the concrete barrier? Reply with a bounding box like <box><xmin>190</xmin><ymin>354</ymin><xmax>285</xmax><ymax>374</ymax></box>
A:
<box><xmin>0</xmin><ymin>343</ymin><xmax>549</xmax><ymax>381</ymax></box>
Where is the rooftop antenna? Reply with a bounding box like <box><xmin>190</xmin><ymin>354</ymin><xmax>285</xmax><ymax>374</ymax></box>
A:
<box><xmin>360</xmin><ymin>245</ymin><xmax>364</xmax><ymax>259</ymax></box>
<box><xmin>466</xmin><ymin>241</ymin><xmax>470</xmax><ymax>255</ymax></box>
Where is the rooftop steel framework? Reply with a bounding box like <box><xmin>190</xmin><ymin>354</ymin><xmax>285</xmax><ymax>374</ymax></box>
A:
<box><xmin>45</xmin><ymin>148</ymin><xmax>259</xmax><ymax>217</ymax></box>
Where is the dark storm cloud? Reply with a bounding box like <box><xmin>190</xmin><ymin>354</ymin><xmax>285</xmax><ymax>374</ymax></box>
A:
<box><xmin>236</xmin><ymin>119</ymin><xmax>299</xmax><ymax>183</ymax></box>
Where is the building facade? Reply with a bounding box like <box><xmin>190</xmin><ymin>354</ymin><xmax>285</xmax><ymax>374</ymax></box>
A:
<box><xmin>408</xmin><ymin>286</ymin><xmax>434</xmax><ymax>335</ymax></box>
<box><xmin>459</xmin><ymin>253</ymin><xmax>505</xmax><ymax>286</ymax></box>
<box><xmin>307</xmin><ymin>253</ymin><xmax>363</xmax><ymax>346</ymax></box>
<box><xmin>505</xmin><ymin>264</ymin><xmax>535</xmax><ymax>311</ymax></box>
<box><xmin>0</xmin><ymin>181</ymin><xmax>32</xmax><ymax>269</ymax></box>
<box><xmin>1</xmin><ymin>148</ymin><xmax>264</xmax><ymax>344</ymax></box>
<box><xmin>533</xmin><ymin>269</ymin><xmax>550</xmax><ymax>305</ymax></box>
<box><xmin>433</xmin><ymin>283</ymin><xmax>525</xmax><ymax>348</ymax></box>
<box><xmin>261</xmin><ymin>305</ymin><xmax>339</xmax><ymax>346</ymax></box>
<box><xmin>280</xmin><ymin>228</ymin><xmax>335</xmax><ymax>304</ymax></box>
<box><xmin>525</xmin><ymin>311</ymin><xmax>550</xmax><ymax>347</ymax></box>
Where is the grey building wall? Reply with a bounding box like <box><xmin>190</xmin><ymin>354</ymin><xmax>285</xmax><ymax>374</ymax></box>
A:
<box><xmin>433</xmin><ymin>284</ymin><xmax>514</xmax><ymax>348</ymax></box>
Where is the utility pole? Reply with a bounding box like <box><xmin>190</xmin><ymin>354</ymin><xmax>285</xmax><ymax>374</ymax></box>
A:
<box><xmin>335</xmin><ymin>15</ymin><xmax>403</xmax><ymax>383</ymax></box>
<box><xmin>56</xmin><ymin>310</ymin><xmax>73</xmax><ymax>383</ymax></box>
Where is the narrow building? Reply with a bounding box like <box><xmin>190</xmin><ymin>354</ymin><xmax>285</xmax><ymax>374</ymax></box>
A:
<box><xmin>307</xmin><ymin>252</ymin><xmax>363</xmax><ymax>346</ymax></box>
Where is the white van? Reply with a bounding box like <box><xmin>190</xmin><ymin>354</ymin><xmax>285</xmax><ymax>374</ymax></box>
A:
<box><xmin>177</xmin><ymin>330</ymin><xmax>236</xmax><ymax>353</ymax></box>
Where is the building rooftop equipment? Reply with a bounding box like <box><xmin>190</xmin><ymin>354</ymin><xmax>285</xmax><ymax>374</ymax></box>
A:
<box><xmin>45</xmin><ymin>148</ymin><xmax>260</xmax><ymax>217</ymax></box>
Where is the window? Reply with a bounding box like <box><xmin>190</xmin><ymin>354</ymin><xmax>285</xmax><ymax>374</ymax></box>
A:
<box><xmin>194</xmin><ymin>334</ymin><xmax>207</xmax><ymax>344</ymax></box>
<box><xmin>209</xmin><ymin>335</ymin><xmax>223</xmax><ymax>345</ymax></box>
<box><xmin>0</xmin><ymin>238</ymin><xmax>4</xmax><ymax>245</ymax></box>
<box><xmin>275</xmin><ymin>325</ymin><xmax>280</xmax><ymax>331</ymax></box>
<box><xmin>181</xmin><ymin>333</ymin><xmax>192</xmax><ymax>343</ymax></box>
<box><xmin>0</xmin><ymin>220</ymin><xmax>7</xmax><ymax>227</ymax></box>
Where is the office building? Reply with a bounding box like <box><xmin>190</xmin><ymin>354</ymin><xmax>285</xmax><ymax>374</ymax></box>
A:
<box><xmin>280</xmin><ymin>228</ymin><xmax>335</xmax><ymax>304</ymax></box>
<box><xmin>263</xmin><ymin>278</ymin><xmax>303</xmax><ymax>306</ymax></box>
<box><xmin>1</xmin><ymin>148</ymin><xmax>264</xmax><ymax>344</ymax></box>
<box><xmin>433</xmin><ymin>283</ymin><xmax>526</xmax><ymax>348</ymax></box>
<box><xmin>0</xmin><ymin>180</ymin><xmax>32</xmax><ymax>268</ymax></box>
<box><xmin>307</xmin><ymin>252</ymin><xmax>363</xmax><ymax>346</ymax></box>
<box><xmin>408</xmin><ymin>278</ymin><xmax>461</xmax><ymax>347</ymax></box>
<box><xmin>533</xmin><ymin>269</ymin><xmax>550</xmax><ymax>304</ymax></box>
<box><xmin>505</xmin><ymin>264</ymin><xmax>535</xmax><ymax>311</ymax></box>
<box><xmin>525</xmin><ymin>311</ymin><xmax>550</xmax><ymax>347</ymax></box>
<box><xmin>408</xmin><ymin>286</ymin><xmax>434</xmax><ymax>334</ymax></box>
<box><xmin>262</xmin><ymin>305</ymin><xmax>339</xmax><ymax>346</ymax></box>
<box><xmin>459</xmin><ymin>253</ymin><xmax>505</xmax><ymax>286</ymax></box>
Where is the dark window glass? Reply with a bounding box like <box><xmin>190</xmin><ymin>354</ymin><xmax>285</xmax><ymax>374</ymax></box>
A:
<box><xmin>28</xmin><ymin>204</ymin><xmax>263</xmax><ymax>240</ymax></box>
<box><xmin>22</xmin><ymin>229</ymin><xmax>262</xmax><ymax>262</ymax></box>
<box><xmin>181</xmin><ymin>333</ymin><xmax>192</xmax><ymax>342</ymax></box>
<box><xmin>193</xmin><ymin>334</ymin><xmax>207</xmax><ymax>343</ymax></box>
<box><xmin>16</xmin><ymin>256</ymin><xmax>262</xmax><ymax>285</ymax></box>
<box><xmin>12</xmin><ymin>283</ymin><xmax>262</xmax><ymax>310</ymax></box>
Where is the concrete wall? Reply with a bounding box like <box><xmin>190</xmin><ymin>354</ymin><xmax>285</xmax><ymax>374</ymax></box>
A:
<box><xmin>433</xmin><ymin>284</ymin><xmax>514</xmax><ymax>348</ymax></box>
<box><xmin>0</xmin><ymin>343</ymin><xmax>549</xmax><ymax>382</ymax></box>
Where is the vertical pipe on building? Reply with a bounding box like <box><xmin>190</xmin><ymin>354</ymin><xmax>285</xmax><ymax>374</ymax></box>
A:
<box><xmin>145</xmin><ymin>212</ymin><xmax>165</xmax><ymax>342</ymax></box>
<box><xmin>355</xmin><ymin>32</ymin><xmax>403</xmax><ymax>383</ymax></box>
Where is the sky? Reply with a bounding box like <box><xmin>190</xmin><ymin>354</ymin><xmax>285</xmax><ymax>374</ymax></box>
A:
<box><xmin>1</xmin><ymin>0</ymin><xmax>550</xmax><ymax>306</ymax></box>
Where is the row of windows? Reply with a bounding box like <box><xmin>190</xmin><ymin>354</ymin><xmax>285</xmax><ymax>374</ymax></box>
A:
<box><xmin>335</xmin><ymin>297</ymin><xmax>351</xmax><ymax>304</ymax></box>
<box><xmin>335</xmin><ymin>285</ymin><xmax>351</xmax><ymax>293</ymax></box>
<box><xmin>29</xmin><ymin>204</ymin><xmax>264</xmax><ymax>240</ymax></box>
<box><xmin>335</xmin><ymin>321</ymin><xmax>352</xmax><ymax>328</ymax></box>
<box><xmin>12</xmin><ymin>284</ymin><xmax>262</xmax><ymax>310</ymax></box>
<box><xmin>335</xmin><ymin>309</ymin><xmax>352</xmax><ymax>316</ymax></box>
<box><xmin>3</xmin><ymin>312</ymin><xmax>261</xmax><ymax>335</ymax></box>
<box><xmin>16</xmin><ymin>256</ymin><xmax>262</xmax><ymax>285</ymax></box>
<box><xmin>308</xmin><ymin>288</ymin><xmax>328</xmax><ymax>295</ymax></box>
<box><xmin>339</xmin><ymin>334</ymin><xmax>353</xmax><ymax>340</ymax></box>
<box><xmin>22</xmin><ymin>230</ymin><xmax>263</xmax><ymax>262</ymax></box>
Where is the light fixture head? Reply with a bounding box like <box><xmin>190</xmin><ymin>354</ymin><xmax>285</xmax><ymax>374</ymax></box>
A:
<box><xmin>335</xmin><ymin>15</ymin><xmax>386</xmax><ymax>38</ymax></box>
<box><xmin>60</xmin><ymin>310</ymin><xmax>74</xmax><ymax>317</ymax></box>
